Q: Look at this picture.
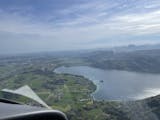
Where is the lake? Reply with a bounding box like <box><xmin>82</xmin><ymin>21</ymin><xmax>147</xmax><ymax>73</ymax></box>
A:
<box><xmin>54</xmin><ymin>66</ymin><xmax>160</xmax><ymax>100</ymax></box>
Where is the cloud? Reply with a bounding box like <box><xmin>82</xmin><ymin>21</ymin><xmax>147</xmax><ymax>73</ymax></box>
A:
<box><xmin>0</xmin><ymin>0</ymin><xmax>160</xmax><ymax>54</ymax></box>
<box><xmin>112</xmin><ymin>10</ymin><xmax>160</xmax><ymax>34</ymax></box>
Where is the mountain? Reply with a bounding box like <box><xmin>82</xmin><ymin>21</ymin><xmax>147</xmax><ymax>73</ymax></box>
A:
<box><xmin>111</xmin><ymin>44</ymin><xmax>160</xmax><ymax>52</ymax></box>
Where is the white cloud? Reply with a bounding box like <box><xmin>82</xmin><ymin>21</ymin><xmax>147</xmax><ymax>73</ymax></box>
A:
<box><xmin>0</xmin><ymin>0</ymin><xmax>160</xmax><ymax>54</ymax></box>
<box><xmin>112</xmin><ymin>10</ymin><xmax>160</xmax><ymax>34</ymax></box>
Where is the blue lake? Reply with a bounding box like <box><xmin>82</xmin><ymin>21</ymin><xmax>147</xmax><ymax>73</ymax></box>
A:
<box><xmin>55</xmin><ymin>66</ymin><xmax>160</xmax><ymax>100</ymax></box>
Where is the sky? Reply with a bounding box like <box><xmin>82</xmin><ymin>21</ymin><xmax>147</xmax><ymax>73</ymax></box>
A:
<box><xmin>0</xmin><ymin>0</ymin><xmax>160</xmax><ymax>54</ymax></box>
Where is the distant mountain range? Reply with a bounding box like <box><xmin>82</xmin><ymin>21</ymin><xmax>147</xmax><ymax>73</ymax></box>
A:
<box><xmin>110</xmin><ymin>44</ymin><xmax>160</xmax><ymax>52</ymax></box>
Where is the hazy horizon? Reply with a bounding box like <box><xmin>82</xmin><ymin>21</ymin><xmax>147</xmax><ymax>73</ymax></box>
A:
<box><xmin>1</xmin><ymin>0</ymin><xmax>160</xmax><ymax>54</ymax></box>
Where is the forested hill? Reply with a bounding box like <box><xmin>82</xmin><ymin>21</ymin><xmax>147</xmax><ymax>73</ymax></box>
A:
<box><xmin>82</xmin><ymin>49</ymin><xmax>160</xmax><ymax>73</ymax></box>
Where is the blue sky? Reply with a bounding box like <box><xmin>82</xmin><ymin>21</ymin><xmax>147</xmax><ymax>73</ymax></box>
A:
<box><xmin>0</xmin><ymin>0</ymin><xmax>160</xmax><ymax>54</ymax></box>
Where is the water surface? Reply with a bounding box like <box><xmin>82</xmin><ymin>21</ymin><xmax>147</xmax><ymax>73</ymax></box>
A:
<box><xmin>55</xmin><ymin>66</ymin><xmax>160</xmax><ymax>100</ymax></box>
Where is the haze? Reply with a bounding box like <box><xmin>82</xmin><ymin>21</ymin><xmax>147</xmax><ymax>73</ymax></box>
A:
<box><xmin>0</xmin><ymin>0</ymin><xmax>160</xmax><ymax>54</ymax></box>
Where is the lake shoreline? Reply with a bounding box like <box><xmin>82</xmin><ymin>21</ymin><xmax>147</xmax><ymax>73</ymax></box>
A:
<box><xmin>54</xmin><ymin>66</ymin><xmax>160</xmax><ymax>101</ymax></box>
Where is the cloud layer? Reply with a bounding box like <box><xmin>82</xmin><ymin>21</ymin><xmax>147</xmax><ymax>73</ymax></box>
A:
<box><xmin>0</xmin><ymin>0</ymin><xmax>160</xmax><ymax>54</ymax></box>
